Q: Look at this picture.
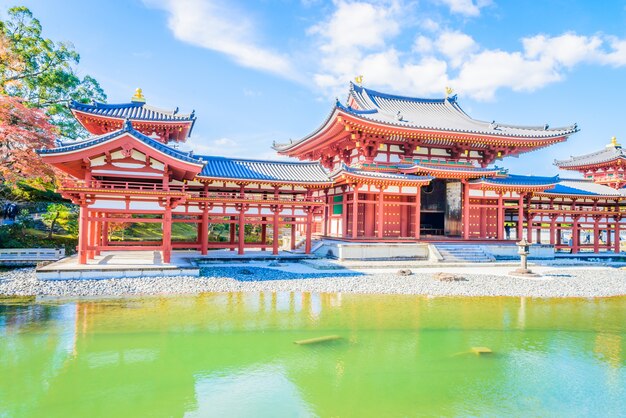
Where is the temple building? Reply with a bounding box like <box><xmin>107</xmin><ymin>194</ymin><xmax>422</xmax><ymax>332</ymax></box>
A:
<box><xmin>38</xmin><ymin>84</ymin><xmax>626</xmax><ymax>264</ymax></box>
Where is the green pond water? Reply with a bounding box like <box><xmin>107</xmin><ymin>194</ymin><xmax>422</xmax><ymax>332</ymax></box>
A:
<box><xmin>1</xmin><ymin>294</ymin><xmax>625</xmax><ymax>418</ymax></box>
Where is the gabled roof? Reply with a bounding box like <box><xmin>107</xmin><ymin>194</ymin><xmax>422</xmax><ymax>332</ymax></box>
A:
<box><xmin>197</xmin><ymin>156</ymin><xmax>331</xmax><ymax>184</ymax></box>
<box><xmin>274</xmin><ymin>83</ymin><xmax>578</xmax><ymax>152</ymax></box>
<box><xmin>70</xmin><ymin>100</ymin><xmax>196</xmax><ymax>122</ymax></box>
<box><xmin>554</xmin><ymin>144</ymin><xmax>626</xmax><ymax>169</ymax></box>
<box><xmin>404</xmin><ymin>162</ymin><xmax>503</xmax><ymax>177</ymax></box>
<box><xmin>37</xmin><ymin>120</ymin><xmax>203</xmax><ymax>165</ymax></box>
<box><xmin>344</xmin><ymin>84</ymin><xmax>577</xmax><ymax>138</ymax></box>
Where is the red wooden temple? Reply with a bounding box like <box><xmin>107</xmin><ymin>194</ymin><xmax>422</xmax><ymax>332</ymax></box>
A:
<box><xmin>39</xmin><ymin>84</ymin><xmax>626</xmax><ymax>263</ymax></box>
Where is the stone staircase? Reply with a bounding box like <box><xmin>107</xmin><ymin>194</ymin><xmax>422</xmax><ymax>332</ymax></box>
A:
<box><xmin>433</xmin><ymin>243</ymin><xmax>495</xmax><ymax>263</ymax></box>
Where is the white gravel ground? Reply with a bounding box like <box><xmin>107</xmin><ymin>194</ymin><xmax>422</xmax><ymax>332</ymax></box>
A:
<box><xmin>1</xmin><ymin>265</ymin><xmax>626</xmax><ymax>298</ymax></box>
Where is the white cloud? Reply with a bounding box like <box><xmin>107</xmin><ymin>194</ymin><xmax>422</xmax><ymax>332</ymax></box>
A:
<box><xmin>435</xmin><ymin>0</ymin><xmax>491</xmax><ymax>17</ymax></box>
<box><xmin>184</xmin><ymin>136</ymin><xmax>243</xmax><ymax>158</ymax></box>
<box><xmin>144</xmin><ymin>0</ymin><xmax>297</xmax><ymax>80</ymax></box>
<box><xmin>436</xmin><ymin>31</ymin><xmax>477</xmax><ymax>67</ymax></box>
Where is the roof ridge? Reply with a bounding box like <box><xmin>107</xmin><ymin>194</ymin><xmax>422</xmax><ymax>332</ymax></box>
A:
<box><xmin>197</xmin><ymin>155</ymin><xmax>325</xmax><ymax>165</ymax></box>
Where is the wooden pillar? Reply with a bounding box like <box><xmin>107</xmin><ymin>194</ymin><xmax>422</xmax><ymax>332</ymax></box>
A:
<box><xmin>517</xmin><ymin>193</ymin><xmax>524</xmax><ymax>241</ymax></box>
<box><xmin>549</xmin><ymin>216</ymin><xmax>556</xmax><ymax>246</ymax></box>
<box><xmin>323</xmin><ymin>190</ymin><xmax>329</xmax><ymax>237</ymax></box>
<box><xmin>272</xmin><ymin>210</ymin><xmax>280</xmax><ymax>255</ymax></box>
<box><xmin>291</xmin><ymin>218</ymin><xmax>297</xmax><ymax>250</ymax></box>
<box><xmin>593</xmin><ymin>217</ymin><xmax>600</xmax><ymax>253</ymax></box>
<box><xmin>526</xmin><ymin>213</ymin><xmax>533</xmax><ymax>243</ymax></box>
<box><xmin>496</xmin><ymin>193</ymin><xmax>504</xmax><ymax>240</ymax></box>
<box><xmin>102</xmin><ymin>214</ymin><xmax>109</xmax><ymax>248</ymax></box>
<box><xmin>341</xmin><ymin>187</ymin><xmax>348</xmax><ymax>238</ymax></box>
<box><xmin>163</xmin><ymin>203</ymin><xmax>172</xmax><ymax>263</ymax></box>
<box><xmin>229</xmin><ymin>216</ymin><xmax>235</xmax><ymax>251</ymax></box>
<box><xmin>238</xmin><ymin>208</ymin><xmax>245</xmax><ymax>255</ymax></box>
<box><xmin>94</xmin><ymin>212</ymin><xmax>102</xmax><ymax>256</ymax></box>
<box><xmin>615</xmin><ymin>219</ymin><xmax>621</xmax><ymax>254</ymax></box>
<box><xmin>305</xmin><ymin>211</ymin><xmax>313</xmax><ymax>254</ymax></box>
<box><xmin>377</xmin><ymin>188</ymin><xmax>385</xmax><ymax>239</ymax></box>
<box><xmin>200</xmin><ymin>204</ymin><xmax>209</xmax><ymax>255</ymax></box>
<box><xmin>462</xmin><ymin>180</ymin><xmax>470</xmax><ymax>239</ymax></box>
<box><xmin>414</xmin><ymin>187</ymin><xmax>421</xmax><ymax>240</ymax></box>
<box><xmin>572</xmin><ymin>218</ymin><xmax>579</xmax><ymax>254</ymax></box>
<box><xmin>352</xmin><ymin>185</ymin><xmax>359</xmax><ymax>238</ymax></box>
<box><xmin>78</xmin><ymin>205</ymin><xmax>88</xmax><ymax>264</ymax></box>
<box><xmin>261</xmin><ymin>217</ymin><xmax>267</xmax><ymax>251</ymax></box>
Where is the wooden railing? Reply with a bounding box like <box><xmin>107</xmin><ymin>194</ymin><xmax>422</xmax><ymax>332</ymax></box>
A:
<box><xmin>61</xmin><ymin>179</ymin><xmax>186</xmax><ymax>192</ymax></box>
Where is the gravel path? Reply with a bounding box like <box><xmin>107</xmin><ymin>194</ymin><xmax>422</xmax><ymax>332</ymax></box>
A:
<box><xmin>1</xmin><ymin>265</ymin><xmax>626</xmax><ymax>298</ymax></box>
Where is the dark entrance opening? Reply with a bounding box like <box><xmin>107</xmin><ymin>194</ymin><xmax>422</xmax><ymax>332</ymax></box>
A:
<box><xmin>420</xmin><ymin>179</ymin><xmax>446</xmax><ymax>236</ymax></box>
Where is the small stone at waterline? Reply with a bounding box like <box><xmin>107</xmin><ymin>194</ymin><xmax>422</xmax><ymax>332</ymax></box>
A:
<box><xmin>397</xmin><ymin>269</ymin><xmax>412</xmax><ymax>276</ymax></box>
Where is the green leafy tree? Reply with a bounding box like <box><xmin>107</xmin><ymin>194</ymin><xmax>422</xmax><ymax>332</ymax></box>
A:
<box><xmin>41</xmin><ymin>203</ymin><xmax>75</xmax><ymax>238</ymax></box>
<box><xmin>0</xmin><ymin>6</ymin><xmax>107</xmax><ymax>139</ymax></box>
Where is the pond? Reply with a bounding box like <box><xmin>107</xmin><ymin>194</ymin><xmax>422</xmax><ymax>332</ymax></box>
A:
<box><xmin>1</xmin><ymin>294</ymin><xmax>625</xmax><ymax>417</ymax></box>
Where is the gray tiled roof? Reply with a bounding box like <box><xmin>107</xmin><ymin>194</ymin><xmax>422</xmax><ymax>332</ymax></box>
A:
<box><xmin>331</xmin><ymin>164</ymin><xmax>432</xmax><ymax>182</ymax></box>
<box><xmin>197</xmin><ymin>156</ymin><xmax>331</xmax><ymax>183</ymax></box>
<box><xmin>275</xmin><ymin>83</ymin><xmax>578</xmax><ymax>151</ymax></box>
<box><xmin>70</xmin><ymin>100</ymin><xmax>195</xmax><ymax>122</ymax></box>
<box><xmin>37</xmin><ymin>121</ymin><xmax>203</xmax><ymax>165</ymax></box>
<box><xmin>554</xmin><ymin>145</ymin><xmax>626</xmax><ymax>168</ymax></box>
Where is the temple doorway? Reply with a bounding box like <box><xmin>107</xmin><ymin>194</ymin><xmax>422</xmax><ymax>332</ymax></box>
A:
<box><xmin>420</xmin><ymin>179</ymin><xmax>462</xmax><ymax>237</ymax></box>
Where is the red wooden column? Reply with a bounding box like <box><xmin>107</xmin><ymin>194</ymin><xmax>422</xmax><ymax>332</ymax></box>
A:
<box><xmin>305</xmin><ymin>209</ymin><xmax>313</xmax><ymax>254</ymax></box>
<box><xmin>272</xmin><ymin>207</ymin><xmax>280</xmax><ymax>255</ymax></box>
<box><xmin>377</xmin><ymin>187</ymin><xmax>385</xmax><ymax>239</ymax></box>
<box><xmin>517</xmin><ymin>193</ymin><xmax>524</xmax><ymax>241</ymax></box>
<box><xmin>593</xmin><ymin>216</ymin><xmax>600</xmax><ymax>253</ymax></box>
<box><xmin>305</xmin><ymin>189</ymin><xmax>313</xmax><ymax>253</ymax></box>
<box><xmin>535</xmin><ymin>221</ymin><xmax>541</xmax><ymax>244</ymax></box>
<box><xmin>526</xmin><ymin>195</ymin><xmax>533</xmax><ymax>243</ymax></box>
<box><xmin>614</xmin><ymin>217</ymin><xmax>621</xmax><ymax>254</ymax></box>
<box><xmin>162</xmin><ymin>203</ymin><xmax>172</xmax><ymax>263</ymax></box>
<box><xmin>238</xmin><ymin>208</ymin><xmax>245</xmax><ymax>255</ymax></box>
<box><xmin>101</xmin><ymin>212</ymin><xmax>109</xmax><ymax>248</ymax></box>
<box><xmin>200</xmin><ymin>204</ymin><xmax>209</xmax><ymax>255</ymax></box>
<box><xmin>341</xmin><ymin>186</ymin><xmax>348</xmax><ymax>238</ymax></box>
<box><xmin>352</xmin><ymin>184</ymin><xmax>359</xmax><ymax>238</ymax></box>
<box><xmin>496</xmin><ymin>193</ymin><xmax>504</xmax><ymax>240</ymax></box>
<box><xmin>414</xmin><ymin>187</ymin><xmax>421</xmax><ymax>240</ymax></box>
<box><xmin>94</xmin><ymin>212</ymin><xmax>102</xmax><ymax>256</ymax></box>
<box><xmin>462</xmin><ymin>180</ymin><xmax>470</xmax><ymax>239</ymax></box>
<box><xmin>291</xmin><ymin>217</ymin><xmax>297</xmax><ymax>250</ymax></box>
<box><xmin>549</xmin><ymin>215</ymin><xmax>556</xmax><ymax>245</ymax></box>
<box><xmin>323</xmin><ymin>190</ymin><xmax>329</xmax><ymax>237</ymax></box>
<box><xmin>572</xmin><ymin>216</ymin><xmax>580</xmax><ymax>254</ymax></box>
<box><xmin>229</xmin><ymin>216</ymin><xmax>236</xmax><ymax>251</ymax></box>
<box><xmin>78</xmin><ymin>205</ymin><xmax>88</xmax><ymax>264</ymax></box>
<box><xmin>261</xmin><ymin>217</ymin><xmax>267</xmax><ymax>251</ymax></box>
<box><xmin>87</xmin><ymin>210</ymin><xmax>96</xmax><ymax>260</ymax></box>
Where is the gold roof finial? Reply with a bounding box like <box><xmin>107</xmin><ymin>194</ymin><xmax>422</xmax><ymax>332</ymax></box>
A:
<box><xmin>445</xmin><ymin>86</ymin><xmax>454</xmax><ymax>98</ymax></box>
<box><xmin>607</xmin><ymin>136</ymin><xmax>621</xmax><ymax>148</ymax></box>
<box><xmin>131</xmin><ymin>88</ymin><xmax>146</xmax><ymax>103</ymax></box>
<box><xmin>355</xmin><ymin>75</ymin><xmax>363</xmax><ymax>86</ymax></box>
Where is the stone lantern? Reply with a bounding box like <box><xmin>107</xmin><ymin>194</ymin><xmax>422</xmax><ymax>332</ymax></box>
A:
<box><xmin>511</xmin><ymin>238</ymin><xmax>539</xmax><ymax>276</ymax></box>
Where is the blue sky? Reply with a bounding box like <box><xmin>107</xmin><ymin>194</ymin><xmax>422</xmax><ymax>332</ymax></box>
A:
<box><xmin>3</xmin><ymin>0</ymin><xmax>626</xmax><ymax>175</ymax></box>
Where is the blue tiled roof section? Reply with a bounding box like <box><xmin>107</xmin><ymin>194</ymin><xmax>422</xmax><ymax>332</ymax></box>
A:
<box><xmin>471</xmin><ymin>174</ymin><xmax>560</xmax><ymax>185</ymax></box>
<box><xmin>198</xmin><ymin>156</ymin><xmax>331</xmax><ymax>183</ymax></box>
<box><xmin>37</xmin><ymin>121</ymin><xmax>203</xmax><ymax>165</ymax></box>
<box><xmin>548</xmin><ymin>184</ymin><xmax>598</xmax><ymax>196</ymax></box>
<box><xmin>70</xmin><ymin>100</ymin><xmax>195</xmax><ymax>122</ymax></box>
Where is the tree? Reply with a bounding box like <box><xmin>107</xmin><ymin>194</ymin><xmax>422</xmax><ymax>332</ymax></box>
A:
<box><xmin>0</xmin><ymin>94</ymin><xmax>57</xmax><ymax>186</ymax></box>
<box><xmin>0</xmin><ymin>6</ymin><xmax>106</xmax><ymax>139</ymax></box>
<box><xmin>41</xmin><ymin>203</ymin><xmax>75</xmax><ymax>238</ymax></box>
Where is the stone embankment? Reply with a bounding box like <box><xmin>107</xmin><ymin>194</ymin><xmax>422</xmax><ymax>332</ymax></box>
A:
<box><xmin>1</xmin><ymin>265</ymin><xmax>626</xmax><ymax>298</ymax></box>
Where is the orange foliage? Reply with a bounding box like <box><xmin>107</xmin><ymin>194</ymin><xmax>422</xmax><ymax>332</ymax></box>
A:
<box><xmin>0</xmin><ymin>94</ymin><xmax>58</xmax><ymax>185</ymax></box>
